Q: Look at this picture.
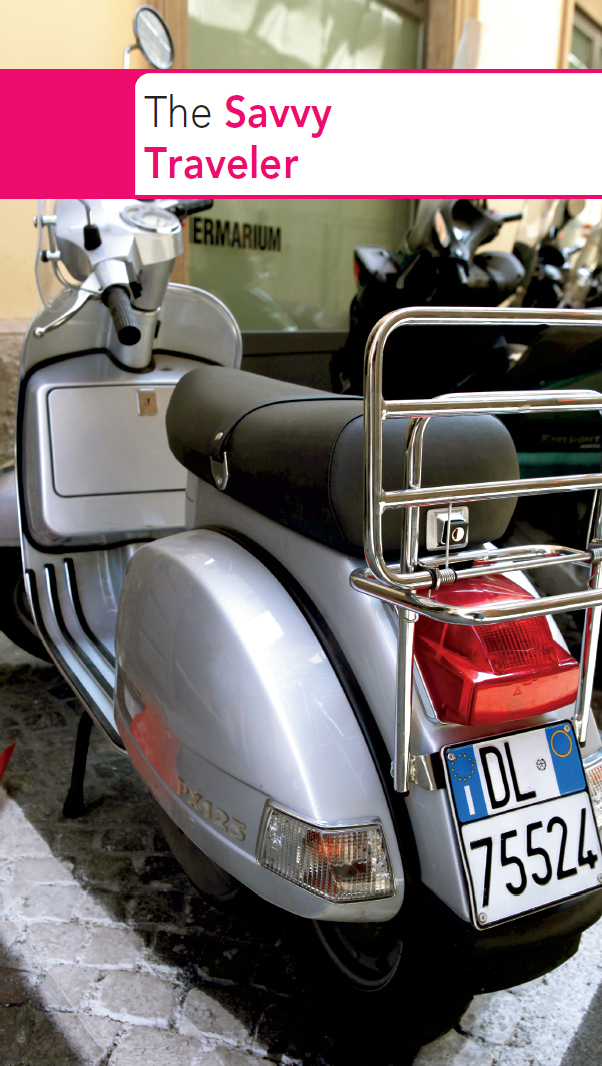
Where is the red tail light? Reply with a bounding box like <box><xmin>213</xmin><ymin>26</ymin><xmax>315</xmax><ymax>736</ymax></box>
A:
<box><xmin>414</xmin><ymin>574</ymin><xmax>579</xmax><ymax>726</ymax></box>
<box><xmin>353</xmin><ymin>256</ymin><xmax>361</xmax><ymax>282</ymax></box>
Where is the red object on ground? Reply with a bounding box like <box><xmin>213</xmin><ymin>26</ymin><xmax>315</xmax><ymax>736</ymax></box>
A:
<box><xmin>414</xmin><ymin>574</ymin><xmax>579</xmax><ymax>726</ymax></box>
<box><xmin>0</xmin><ymin>743</ymin><xmax>15</xmax><ymax>781</ymax></box>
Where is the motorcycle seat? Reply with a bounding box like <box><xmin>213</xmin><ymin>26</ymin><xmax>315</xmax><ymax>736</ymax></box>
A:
<box><xmin>166</xmin><ymin>364</ymin><xmax>519</xmax><ymax>557</ymax></box>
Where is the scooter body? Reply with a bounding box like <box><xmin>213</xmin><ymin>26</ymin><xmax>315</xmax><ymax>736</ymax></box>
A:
<box><xmin>10</xmin><ymin>201</ymin><xmax>602</xmax><ymax>1025</ymax></box>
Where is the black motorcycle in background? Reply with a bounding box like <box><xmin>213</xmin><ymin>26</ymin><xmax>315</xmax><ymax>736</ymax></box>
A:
<box><xmin>514</xmin><ymin>199</ymin><xmax>584</xmax><ymax>309</ymax></box>
<box><xmin>330</xmin><ymin>198</ymin><xmax>592</xmax><ymax>398</ymax></box>
<box><xmin>330</xmin><ymin>199</ymin><xmax>524</xmax><ymax>397</ymax></box>
<box><xmin>561</xmin><ymin>220</ymin><xmax>602</xmax><ymax>310</ymax></box>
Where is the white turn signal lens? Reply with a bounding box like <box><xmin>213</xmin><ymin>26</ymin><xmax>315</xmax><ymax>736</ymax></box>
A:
<box><xmin>258</xmin><ymin>807</ymin><xmax>394</xmax><ymax>902</ymax></box>
<box><xmin>585</xmin><ymin>755</ymin><xmax>602</xmax><ymax>833</ymax></box>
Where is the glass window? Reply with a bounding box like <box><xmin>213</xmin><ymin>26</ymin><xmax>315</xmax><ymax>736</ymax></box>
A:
<box><xmin>189</xmin><ymin>0</ymin><xmax>423</xmax><ymax>70</ymax></box>
<box><xmin>188</xmin><ymin>0</ymin><xmax>424</xmax><ymax>330</ymax></box>
<box><xmin>189</xmin><ymin>198</ymin><xmax>411</xmax><ymax>330</ymax></box>
<box><xmin>569</xmin><ymin>9</ymin><xmax>601</xmax><ymax>69</ymax></box>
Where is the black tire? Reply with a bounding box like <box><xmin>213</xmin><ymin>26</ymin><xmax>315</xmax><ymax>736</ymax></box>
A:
<box><xmin>0</xmin><ymin>548</ymin><xmax>52</xmax><ymax>662</ymax></box>
<box><xmin>313</xmin><ymin>917</ymin><xmax>472</xmax><ymax>1053</ymax></box>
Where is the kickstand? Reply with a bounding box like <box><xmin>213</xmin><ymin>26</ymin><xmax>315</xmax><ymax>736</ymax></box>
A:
<box><xmin>62</xmin><ymin>711</ymin><xmax>93</xmax><ymax>819</ymax></box>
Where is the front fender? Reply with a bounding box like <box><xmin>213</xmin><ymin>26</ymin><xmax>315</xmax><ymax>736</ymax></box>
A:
<box><xmin>115</xmin><ymin>528</ymin><xmax>403</xmax><ymax>920</ymax></box>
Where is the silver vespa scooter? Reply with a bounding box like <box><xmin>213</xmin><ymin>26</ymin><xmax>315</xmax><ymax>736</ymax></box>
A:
<box><xmin>9</xmin><ymin>199</ymin><xmax>602</xmax><ymax>1043</ymax></box>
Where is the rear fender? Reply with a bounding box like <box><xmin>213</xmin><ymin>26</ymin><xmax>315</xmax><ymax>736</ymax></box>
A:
<box><xmin>114</xmin><ymin>528</ymin><xmax>403</xmax><ymax>921</ymax></box>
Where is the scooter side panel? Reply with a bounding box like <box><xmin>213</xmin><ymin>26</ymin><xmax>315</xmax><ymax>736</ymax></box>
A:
<box><xmin>114</xmin><ymin>528</ymin><xmax>403</xmax><ymax>921</ymax></box>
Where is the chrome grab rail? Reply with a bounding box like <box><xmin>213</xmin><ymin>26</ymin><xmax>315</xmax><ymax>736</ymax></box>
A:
<box><xmin>349</xmin><ymin>305</ymin><xmax>602</xmax><ymax>792</ymax></box>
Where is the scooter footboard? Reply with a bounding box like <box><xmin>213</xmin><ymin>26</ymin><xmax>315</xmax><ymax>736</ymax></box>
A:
<box><xmin>114</xmin><ymin>527</ymin><xmax>403</xmax><ymax>921</ymax></box>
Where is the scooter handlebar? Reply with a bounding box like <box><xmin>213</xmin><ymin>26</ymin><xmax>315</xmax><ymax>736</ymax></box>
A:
<box><xmin>165</xmin><ymin>199</ymin><xmax>214</xmax><ymax>220</ymax></box>
<box><xmin>104</xmin><ymin>287</ymin><xmax>141</xmax><ymax>347</ymax></box>
<box><xmin>499</xmin><ymin>211</ymin><xmax>523</xmax><ymax>224</ymax></box>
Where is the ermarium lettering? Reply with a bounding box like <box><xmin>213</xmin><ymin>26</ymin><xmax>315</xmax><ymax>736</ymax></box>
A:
<box><xmin>193</xmin><ymin>217</ymin><xmax>282</xmax><ymax>252</ymax></box>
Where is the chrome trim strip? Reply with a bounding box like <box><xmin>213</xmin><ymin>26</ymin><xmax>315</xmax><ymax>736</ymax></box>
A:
<box><xmin>44</xmin><ymin>564</ymin><xmax>114</xmax><ymax>699</ymax></box>
<box><xmin>25</xmin><ymin>569</ymin><xmax>125</xmax><ymax>754</ymax></box>
<box><xmin>63</xmin><ymin>558</ymin><xmax>116</xmax><ymax>668</ymax></box>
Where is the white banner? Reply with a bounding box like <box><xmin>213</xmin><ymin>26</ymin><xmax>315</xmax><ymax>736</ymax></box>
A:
<box><xmin>135</xmin><ymin>71</ymin><xmax>602</xmax><ymax>197</ymax></box>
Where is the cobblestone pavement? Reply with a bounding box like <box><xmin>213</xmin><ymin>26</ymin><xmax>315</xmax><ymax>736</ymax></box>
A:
<box><xmin>1</xmin><ymin>634</ymin><xmax>602</xmax><ymax>1066</ymax></box>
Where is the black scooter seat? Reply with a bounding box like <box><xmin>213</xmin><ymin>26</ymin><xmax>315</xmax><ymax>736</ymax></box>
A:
<box><xmin>166</xmin><ymin>365</ymin><xmax>519</xmax><ymax>556</ymax></box>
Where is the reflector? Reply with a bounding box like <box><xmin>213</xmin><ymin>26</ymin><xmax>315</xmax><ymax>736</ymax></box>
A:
<box><xmin>258</xmin><ymin>807</ymin><xmax>394</xmax><ymax>902</ymax></box>
<box><xmin>586</xmin><ymin>756</ymin><xmax>602</xmax><ymax>833</ymax></box>
<box><xmin>479</xmin><ymin>616</ymin><xmax>558</xmax><ymax>673</ymax></box>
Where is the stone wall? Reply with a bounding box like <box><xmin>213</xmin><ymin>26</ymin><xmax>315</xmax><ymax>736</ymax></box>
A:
<box><xmin>0</xmin><ymin>320</ymin><xmax>28</xmax><ymax>468</ymax></box>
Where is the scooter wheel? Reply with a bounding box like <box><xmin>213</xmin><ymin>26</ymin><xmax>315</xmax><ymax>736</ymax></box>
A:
<box><xmin>0</xmin><ymin>549</ymin><xmax>52</xmax><ymax>662</ymax></box>
<box><xmin>313</xmin><ymin>918</ymin><xmax>472</xmax><ymax>1048</ymax></box>
<box><xmin>313</xmin><ymin>917</ymin><xmax>403</xmax><ymax>991</ymax></box>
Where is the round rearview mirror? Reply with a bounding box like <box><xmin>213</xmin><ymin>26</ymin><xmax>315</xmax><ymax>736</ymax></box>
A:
<box><xmin>134</xmin><ymin>5</ymin><xmax>174</xmax><ymax>70</ymax></box>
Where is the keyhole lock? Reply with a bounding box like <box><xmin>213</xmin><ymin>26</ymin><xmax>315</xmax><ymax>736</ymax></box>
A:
<box><xmin>426</xmin><ymin>506</ymin><xmax>470</xmax><ymax>552</ymax></box>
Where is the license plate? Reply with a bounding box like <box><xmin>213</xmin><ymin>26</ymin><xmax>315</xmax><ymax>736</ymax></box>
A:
<box><xmin>444</xmin><ymin>722</ymin><xmax>602</xmax><ymax>928</ymax></box>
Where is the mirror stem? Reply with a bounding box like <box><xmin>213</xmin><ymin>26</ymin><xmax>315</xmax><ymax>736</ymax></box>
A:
<box><xmin>123</xmin><ymin>43</ymin><xmax>140</xmax><ymax>69</ymax></box>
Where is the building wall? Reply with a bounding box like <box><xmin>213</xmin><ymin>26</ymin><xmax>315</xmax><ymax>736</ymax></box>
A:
<box><xmin>0</xmin><ymin>0</ymin><xmax>146</xmax><ymax>68</ymax></box>
<box><xmin>426</xmin><ymin>0</ymin><xmax>478</xmax><ymax>69</ymax></box>
<box><xmin>578</xmin><ymin>0</ymin><xmax>602</xmax><ymax>27</ymax></box>
<box><xmin>0</xmin><ymin>322</ymin><xmax>27</xmax><ymax>467</ymax></box>
<box><xmin>0</xmin><ymin>200</ymin><xmax>36</xmax><ymax>464</ymax></box>
<box><xmin>478</xmin><ymin>0</ymin><xmax>568</xmax><ymax>67</ymax></box>
<box><xmin>426</xmin><ymin>0</ymin><xmax>575</xmax><ymax>68</ymax></box>
<box><xmin>0</xmin><ymin>202</ymin><xmax>39</xmax><ymax>320</ymax></box>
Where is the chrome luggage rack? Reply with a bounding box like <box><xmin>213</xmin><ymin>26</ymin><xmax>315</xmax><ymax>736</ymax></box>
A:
<box><xmin>350</xmin><ymin>306</ymin><xmax>602</xmax><ymax>793</ymax></box>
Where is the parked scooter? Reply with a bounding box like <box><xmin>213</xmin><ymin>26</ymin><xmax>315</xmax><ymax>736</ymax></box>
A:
<box><xmin>512</xmin><ymin>199</ymin><xmax>583</xmax><ymax>309</ymax></box>
<box><xmin>5</xmin><ymin>200</ymin><xmax>602</xmax><ymax>1054</ymax></box>
<box><xmin>561</xmin><ymin>221</ymin><xmax>602</xmax><ymax>310</ymax></box>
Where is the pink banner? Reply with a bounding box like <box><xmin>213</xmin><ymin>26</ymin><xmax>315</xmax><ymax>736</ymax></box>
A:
<box><xmin>0</xmin><ymin>69</ymin><xmax>143</xmax><ymax>196</ymax></box>
<box><xmin>4</xmin><ymin>68</ymin><xmax>601</xmax><ymax>198</ymax></box>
